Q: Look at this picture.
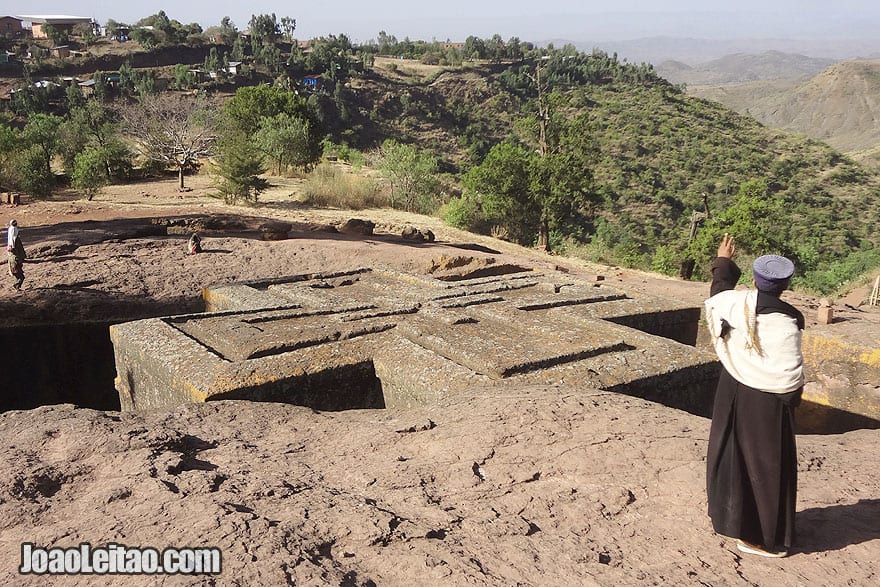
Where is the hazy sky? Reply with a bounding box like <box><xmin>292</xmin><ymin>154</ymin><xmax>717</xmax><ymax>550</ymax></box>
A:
<box><xmin>11</xmin><ymin>1</ymin><xmax>880</xmax><ymax>44</ymax></box>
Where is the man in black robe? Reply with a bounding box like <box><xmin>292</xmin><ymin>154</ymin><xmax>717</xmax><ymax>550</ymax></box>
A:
<box><xmin>704</xmin><ymin>233</ymin><xmax>804</xmax><ymax>558</ymax></box>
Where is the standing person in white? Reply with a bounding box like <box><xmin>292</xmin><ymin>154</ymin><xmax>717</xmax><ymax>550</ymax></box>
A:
<box><xmin>7</xmin><ymin>219</ymin><xmax>26</xmax><ymax>290</ymax></box>
<box><xmin>704</xmin><ymin>234</ymin><xmax>804</xmax><ymax>558</ymax></box>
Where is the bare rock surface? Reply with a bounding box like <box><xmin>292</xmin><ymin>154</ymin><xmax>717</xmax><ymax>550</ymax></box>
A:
<box><xmin>1</xmin><ymin>389</ymin><xmax>878</xmax><ymax>586</ymax></box>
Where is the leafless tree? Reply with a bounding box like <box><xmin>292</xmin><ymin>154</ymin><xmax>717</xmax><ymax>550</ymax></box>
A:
<box><xmin>118</xmin><ymin>92</ymin><xmax>218</xmax><ymax>189</ymax></box>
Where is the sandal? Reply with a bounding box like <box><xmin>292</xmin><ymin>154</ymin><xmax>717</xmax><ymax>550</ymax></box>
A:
<box><xmin>736</xmin><ymin>539</ymin><xmax>788</xmax><ymax>558</ymax></box>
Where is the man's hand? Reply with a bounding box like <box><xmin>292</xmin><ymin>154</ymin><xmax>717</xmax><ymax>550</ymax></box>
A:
<box><xmin>717</xmin><ymin>233</ymin><xmax>735</xmax><ymax>259</ymax></box>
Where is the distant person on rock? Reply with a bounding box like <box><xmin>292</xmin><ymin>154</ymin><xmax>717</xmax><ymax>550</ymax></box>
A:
<box><xmin>6</xmin><ymin>219</ymin><xmax>26</xmax><ymax>290</ymax></box>
<box><xmin>187</xmin><ymin>233</ymin><xmax>202</xmax><ymax>255</ymax></box>
<box><xmin>704</xmin><ymin>233</ymin><xmax>804</xmax><ymax>558</ymax></box>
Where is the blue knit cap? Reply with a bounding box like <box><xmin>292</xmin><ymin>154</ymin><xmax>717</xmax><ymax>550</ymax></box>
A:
<box><xmin>753</xmin><ymin>255</ymin><xmax>794</xmax><ymax>293</ymax></box>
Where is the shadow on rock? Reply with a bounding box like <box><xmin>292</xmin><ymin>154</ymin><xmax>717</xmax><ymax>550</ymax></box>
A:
<box><xmin>796</xmin><ymin>499</ymin><xmax>880</xmax><ymax>554</ymax></box>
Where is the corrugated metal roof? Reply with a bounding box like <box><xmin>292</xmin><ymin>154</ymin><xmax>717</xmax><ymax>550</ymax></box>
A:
<box><xmin>15</xmin><ymin>15</ymin><xmax>93</xmax><ymax>23</ymax></box>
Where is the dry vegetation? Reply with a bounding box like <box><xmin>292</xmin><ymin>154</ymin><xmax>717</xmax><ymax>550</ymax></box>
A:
<box><xmin>372</xmin><ymin>56</ymin><xmax>446</xmax><ymax>81</ymax></box>
<box><xmin>301</xmin><ymin>163</ymin><xmax>388</xmax><ymax>209</ymax></box>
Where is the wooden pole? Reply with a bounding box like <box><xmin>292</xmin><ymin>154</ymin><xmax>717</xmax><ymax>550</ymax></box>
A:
<box><xmin>534</xmin><ymin>56</ymin><xmax>550</xmax><ymax>252</ymax></box>
<box><xmin>870</xmin><ymin>276</ymin><xmax>880</xmax><ymax>306</ymax></box>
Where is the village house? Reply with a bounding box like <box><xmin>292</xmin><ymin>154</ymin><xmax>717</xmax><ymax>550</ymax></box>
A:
<box><xmin>187</xmin><ymin>60</ymin><xmax>243</xmax><ymax>84</ymax></box>
<box><xmin>50</xmin><ymin>45</ymin><xmax>71</xmax><ymax>58</ymax></box>
<box><xmin>25</xmin><ymin>46</ymin><xmax>47</xmax><ymax>60</ymax></box>
<box><xmin>77</xmin><ymin>72</ymin><xmax>121</xmax><ymax>96</ymax></box>
<box><xmin>181</xmin><ymin>67</ymin><xmax>204</xmax><ymax>84</ymax></box>
<box><xmin>0</xmin><ymin>16</ymin><xmax>24</xmax><ymax>38</ymax></box>
<box><xmin>15</xmin><ymin>14</ymin><xmax>94</xmax><ymax>39</ymax></box>
<box><xmin>77</xmin><ymin>78</ymin><xmax>96</xmax><ymax>96</ymax></box>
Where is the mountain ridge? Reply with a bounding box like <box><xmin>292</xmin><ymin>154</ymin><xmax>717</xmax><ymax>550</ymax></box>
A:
<box><xmin>688</xmin><ymin>59</ymin><xmax>880</xmax><ymax>154</ymax></box>
<box><xmin>657</xmin><ymin>51</ymin><xmax>836</xmax><ymax>85</ymax></box>
<box><xmin>558</xmin><ymin>36</ymin><xmax>880</xmax><ymax>67</ymax></box>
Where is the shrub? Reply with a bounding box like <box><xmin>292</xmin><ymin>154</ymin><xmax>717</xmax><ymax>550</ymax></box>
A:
<box><xmin>71</xmin><ymin>147</ymin><xmax>111</xmax><ymax>200</ymax></box>
<box><xmin>490</xmin><ymin>224</ymin><xmax>510</xmax><ymax>241</ymax></box>
<box><xmin>15</xmin><ymin>147</ymin><xmax>54</xmax><ymax>196</ymax></box>
<box><xmin>650</xmin><ymin>244</ymin><xmax>680</xmax><ymax>276</ymax></box>
<box><xmin>440</xmin><ymin>196</ymin><xmax>481</xmax><ymax>230</ymax></box>
<box><xmin>212</xmin><ymin>138</ymin><xmax>269</xmax><ymax>205</ymax></box>
<box><xmin>796</xmin><ymin>247</ymin><xmax>880</xmax><ymax>295</ymax></box>
<box><xmin>103</xmin><ymin>140</ymin><xmax>134</xmax><ymax>181</ymax></box>
<box><xmin>322</xmin><ymin>140</ymin><xmax>366</xmax><ymax>168</ymax></box>
<box><xmin>555</xmin><ymin>236</ymin><xmax>614</xmax><ymax>266</ymax></box>
<box><xmin>377</xmin><ymin>139</ymin><xmax>440</xmax><ymax>213</ymax></box>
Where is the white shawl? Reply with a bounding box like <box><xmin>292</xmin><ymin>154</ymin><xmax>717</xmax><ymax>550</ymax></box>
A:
<box><xmin>704</xmin><ymin>289</ymin><xmax>804</xmax><ymax>393</ymax></box>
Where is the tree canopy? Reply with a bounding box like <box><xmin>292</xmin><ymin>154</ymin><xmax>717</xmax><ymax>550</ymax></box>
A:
<box><xmin>222</xmin><ymin>85</ymin><xmax>318</xmax><ymax>139</ymax></box>
<box><xmin>120</xmin><ymin>93</ymin><xmax>219</xmax><ymax>189</ymax></box>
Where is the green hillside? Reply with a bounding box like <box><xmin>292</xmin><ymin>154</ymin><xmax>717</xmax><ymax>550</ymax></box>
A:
<box><xmin>323</xmin><ymin>51</ymin><xmax>880</xmax><ymax>290</ymax></box>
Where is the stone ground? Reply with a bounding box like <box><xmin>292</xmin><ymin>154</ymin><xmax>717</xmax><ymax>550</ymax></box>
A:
<box><xmin>0</xmin><ymin>174</ymin><xmax>878</xmax><ymax>585</ymax></box>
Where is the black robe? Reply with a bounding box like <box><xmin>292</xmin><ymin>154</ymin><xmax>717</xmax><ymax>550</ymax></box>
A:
<box><xmin>706</xmin><ymin>257</ymin><xmax>804</xmax><ymax>550</ymax></box>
